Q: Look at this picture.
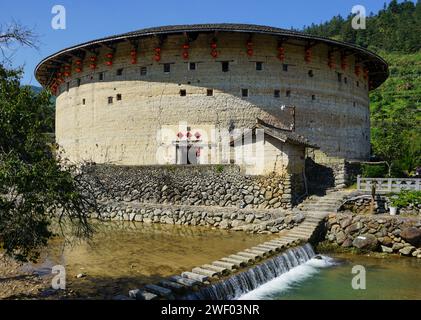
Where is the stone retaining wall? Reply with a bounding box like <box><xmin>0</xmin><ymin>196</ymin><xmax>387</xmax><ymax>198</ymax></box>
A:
<box><xmin>82</xmin><ymin>164</ymin><xmax>298</xmax><ymax>210</ymax></box>
<box><xmin>340</xmin><ymin>195</ymin><xmax>421</xmax><ymax>215</ymax></box>
<box><xmin>89</xmin><ymin>202</ymin><xmax>305</xmax><ymax>234</ymax></box>
<box><xmin>325</xmin><ymin>213</ymin><xmax>421</xmax><ymax>258</ymax></box>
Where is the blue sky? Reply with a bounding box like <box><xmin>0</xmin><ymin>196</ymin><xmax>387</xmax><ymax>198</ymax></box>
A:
<box><xmin>0</xmin><ymin>0</ymin><xmax>400</xmax><ymax>85</ymax></box>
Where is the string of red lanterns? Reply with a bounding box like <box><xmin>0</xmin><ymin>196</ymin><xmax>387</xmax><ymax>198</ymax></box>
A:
<box><xmin>154</xmin><ymin>47</ymin><xmax>161</xmax><ymax>62</ymax></box>
<box><xmin>354</xmin><ymin>65</ymin><xmax>361</xmax><ymax>77</ymax></box>
<box><xmin>75</xmin><ymin>59</ymin><xmax>83</xmax><ymax>73</ymax></box>
<box><xmin>278</xmin><ymin>46</ymin><xmax>285</xmax><ymax>61</ymax></box>
<box><xmin>105</xmin><ymin>52</ymin><xmax>114</xmax><ymax>67</ymax></box>
<box><xmin>246</xmin><ymin>40</ymin><xmax>254</xmax><ymax>57</ymax></box>
<box><xmin>89</xmin><ymin>56</ymin><xmax>97</xmax><ymax>70</ymax></box>
<box><xmin>304</xmin><ymin>47</ymin><xmax>312</xmax><ymax>63</ymax></box>
<box><xmin>328</xmin><ymin>51</ymin><xmax>335</xmax><ymax>69</ymax></box>
<box><xmin>182</xmin><ymin>43</ymin><xmax>190</xmax><ymax>60</ymax></box>
<box><xmin>130</xmin><ymin>48</ymin><xmax>137</xmax><ymax>64</ymax></box>
<box><xmin>210</xmin><ymin>40</ymin><xmax>218</xmax><ymax>58</ymax></box>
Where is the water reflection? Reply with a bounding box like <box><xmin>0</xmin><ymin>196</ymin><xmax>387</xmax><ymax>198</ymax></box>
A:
<box><xmin>27</xmin><ymin>221</ymin><xmax>275</xmax><ymax>299</ymax></box>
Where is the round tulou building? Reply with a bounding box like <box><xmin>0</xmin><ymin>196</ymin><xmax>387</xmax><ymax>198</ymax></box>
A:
<box><xmin>35</xmin><ymin>24</ymin><xmax>388</xmax><ymax>192</ymax></box>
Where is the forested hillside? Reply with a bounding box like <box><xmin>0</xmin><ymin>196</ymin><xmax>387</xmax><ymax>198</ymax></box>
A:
<box><xmin>304</xmin><ymin>0</ymin><xmax>421</xmax><ymax>177</ymax></box>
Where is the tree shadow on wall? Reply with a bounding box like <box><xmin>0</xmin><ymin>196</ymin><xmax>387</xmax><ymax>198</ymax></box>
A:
<box><xmin>305</xmin><ymin>158</ymin><xmax>335</xmax><ymax>196</ymax></box>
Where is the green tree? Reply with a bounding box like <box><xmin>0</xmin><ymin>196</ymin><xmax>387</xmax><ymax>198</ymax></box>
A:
<box><xmin>371</xmin><ymin>110</ymin><xmax>417</xmax><ymax>177</ymax></box>
<box><xmin>0</xmin><ymin>66</ymin><xmax>95</xmax><ymax>262</ymax></box>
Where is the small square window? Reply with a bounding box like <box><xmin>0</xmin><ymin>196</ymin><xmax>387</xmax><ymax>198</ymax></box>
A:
<box><xmin>164</xmin><ymin>63</ymin><xmax>171</xmax><ymax>73</ymax></box>
<box><xmin>308</xmin><ymin>70</ymin><xmax>314</xmax><ymax>77</ymax></box>
<box><xmin>116</xmin><ymin>94</ymin><xmax>122</xmax><ymax>101</ymax></box>
<box><xmin>82</xmin><ymin>98</ymin><xmax>86</xmax><ymax>105</ymax></box>
<box><xmin>283</xmin><ymin>64</ymin><xmax>288</xmax><ymax>72</ymax></box>
<box><xmin>337</xmin><ymin>72</ymin><xmax>342</xmax><ymax>82</ymax></box>
<box><xmin>116</xmin><ymin>68</ymin><xmax>123</xmax><ymax>76</ymax></box>
<box><xmin>189</xmin><ymin>62</ymin><xmax>196</xmax><ymax>71</ymax></box>
<box><xmin>108</xmin><ymin>96</ymin><xmax>113</xmax><ymax>104</ymax></box>
<box><xmin>207</xmin><ymin>89</ymin><xmax>214</xmax><ymax>96</ymax></box>
<box><xmin>353</xmin><ymin>101</ymin><xmax>356</xmax><ymax>107</ymax></box>
<box><xmin>140</xmin><ymin>67</ymin><xmax>147</xmax><ymax>76</ymax></box>
<box><xmin>241</xmin><ymin>89</ymin><xmax>249</xmax><ymax>97</ymax></box>
<box><xmin>66</xmin><ymin>82</ymin><xmax>70</xmax><ymax>92</ymax></box>
<box><xmin>180</xmin><ymin>89</ymin><xmax>187</xmax><ymax>97</ymax></box>
<box><xmin>256</xmin><ymin>62</ymin><xmax>263</xmax><ymax>71</ymax></box>
<box><xmin>312</xmin><ymin>95</ymin><xmax>316</xmax><ymax>101</ymax></box>
<box><xmin>77</xmin><ymin>78</ymin><xmax>81</xmax><ymax>87</ymax></box>
<box><xmin>344</xmin><ymin>77</ymin><xmax>348</xmax><ymax>84</ymax></box>
<box><xmin>356</xmin><ymin>81</ymin><xmax>360</xmax><ymax>87</ymax></box>
<box><xmin>222</xmin><ymin>61</ymin><xmax>229</xmax><ymax>72</ymax></box>
<box><xmin>286</xmin><ymin>90</ymin><xmax>291</xmax><ymax>97</ymax></box>
<box><xmin>99</xmin><ymin>72</ymin><xmax>104</xmax><ymax>81</ymax></box>
<box><xmin>274</xmin><ymin>90</ymin><xmax>280</xmax><ymax>98</ymax></box>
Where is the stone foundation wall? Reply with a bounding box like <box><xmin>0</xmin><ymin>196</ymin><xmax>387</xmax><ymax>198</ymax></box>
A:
<box><xmin>325</xmin><ymin>213</ymin><xmax>421</xmax><ymax>258</ymax></box>
<box><xmin>340</xmin><ymin>195</ymin><xmax>421</xmax><ymax>216</ymax></box>
<box><xmin>305</xmin><ymin>150</ymin><xmax>362</xmax><ymax>191</ymax></box>
<box><xmin>82</xmin><ymin>164</ymin><xmax>297</xmax><ymax>210</ymax></box>
<box><xmin>88</xmin><ymin>202</ymin><xmax>305</xmax><ymax>234</ymax></box>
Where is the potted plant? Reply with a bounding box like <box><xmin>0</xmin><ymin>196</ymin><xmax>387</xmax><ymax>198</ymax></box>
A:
<box><xmin>388</xmin><ymin>194</ymin><xmax>400</xmax><ymax>216</ymax></box>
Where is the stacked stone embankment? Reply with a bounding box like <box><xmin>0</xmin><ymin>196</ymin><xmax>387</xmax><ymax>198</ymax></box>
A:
<box><xmin>83</xmin><ymin>164</ymin><xmax>298</xmax><ymax>211</ymax></box>
<box><xmin>325</xmin><ymin>213</ymin><xmax>421</xmax><ymax>258</ymax></box>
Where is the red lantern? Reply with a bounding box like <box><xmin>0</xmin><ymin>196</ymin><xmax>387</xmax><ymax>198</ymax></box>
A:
<box><xmin>278</xmin><ymin>46</ymin><xmax>285</xmax><ymax>61</ymax></box>
<box><xmin>182</xmin><ymin>43</ymin><xmax>190</xmax><ymax>60</ymax></box>
<box><xmin>90</xmin><ymin>63</ymin><xmax>97</xmax><ymax>70</ymax></box>
<box><xmin>90</xmin><ymin>56</ymin><xmax>97</xmax><ymax>62</ymax></box>
<box><xmin>75</xmin><ymin>67</ymin><xmax>82</xmax><ymax>73</ymax></box>
<box><xmin>130</xmin><ymin>49</ymin><xmax>137</xmax><ymax>64</ymax></box>
<box><xmin>154</xmin><ymin>47</ymin><xmax>161</xmax><ymax>62</ymax></box>
<box><xmin>305</xmin><ymin>47</ymin><xmax>312</xmax><ymax>63</ymax></box>
<box><xmin>246</xmin><ymin>40</ymin><xmax>253</xmax><ymax>57</ymax></box>
<box><xmin>105</xmin><ymin>61</ymin><xmax>113</xmax><ymax>66</ymax></box>
<box><xmin>363</xmin><ymin>68</ymin><xmax>369</xmax><ymax>80</ymax></box>
<box><xmin>194</xmin><ymin>132</ymin><xmax>201</xmax><ymax>139</ymax></box>
<box><xmin>210</xmin><ymin>41</ymin><xmax>218</xmax><ymax>58</ymax></box>
<box><xmin>354</xmin><ymin>65</ymin><xmax>361</xmax><ymax>76</ymax></box>
<box><xmin>328</xmin><ymin>52</ymin><xmax>335</xmax><ymax>69</ymax></box>
<box><xmin>177</xmin><ymin>132</ymin><xmax>184</xmax><ymax>139</ymax></box>
<box><xmin>75</xmin><ymin>60</ymin><xmax>82</xmax><ymax>66</ymax></box>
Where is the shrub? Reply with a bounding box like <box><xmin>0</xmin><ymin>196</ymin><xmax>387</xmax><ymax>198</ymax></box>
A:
<box><xmin>389</xmin><ymin>190</ymin><xmax>421</xmax><ymax>208</ymax></box>
<box><xmin>361</xmin><ymin>164</ymin><xmax>388</xmax><ymax>178</ymax></box>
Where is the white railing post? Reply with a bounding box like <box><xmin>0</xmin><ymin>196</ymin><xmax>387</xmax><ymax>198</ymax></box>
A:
<box><xmin>357</xmin><ymin>175</ymin><xmax>361</xmax><ymax>191</ymax></box>
<box><xmin>388</xmin><ymin>178</ymin><xmax>392</xmax><ymax>192</ymax></box>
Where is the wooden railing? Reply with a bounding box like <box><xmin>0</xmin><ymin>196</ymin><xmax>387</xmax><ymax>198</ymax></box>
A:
<box><xmin>357</xmin><ymin>176</ymin><xmax>421</xmax><ymax>192</ymax></box>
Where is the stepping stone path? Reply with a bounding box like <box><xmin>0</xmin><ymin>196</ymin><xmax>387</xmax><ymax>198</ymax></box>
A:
<box><xmin>129</xmin><ymin>190</ymin><xmax>354</xmax><ymax>300</ymax></box>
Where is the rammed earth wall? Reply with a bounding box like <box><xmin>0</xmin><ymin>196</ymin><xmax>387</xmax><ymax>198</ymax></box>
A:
<box><xmin>83</xmin><ymin>164</ymin><xmax>302</xmax><ymax>210</ymax></box>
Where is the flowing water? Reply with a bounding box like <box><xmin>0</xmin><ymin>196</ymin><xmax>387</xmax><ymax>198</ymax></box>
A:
<box><xmin>185</xmin><ymin>243</ymin><xmax>316</xmax><ymax>300</ymax></box>
<box><xmin>23</xmin><ymin>221</ymin><xmax>421</xmax><ymax>300</ymax></box>
<box><xmin>25</xmin><ymin>221</ymin><xmax>275</xmax><ymax>299</ymax></box>
<box><xmin>239</xmin><ymin>253</ymin><xmax>421</xmax><ymax>300</ymax></box>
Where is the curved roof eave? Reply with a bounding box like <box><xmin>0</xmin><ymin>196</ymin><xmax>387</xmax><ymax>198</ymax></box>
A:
<box><xmin>35</xmin><ymin>23</ymin><xmax>389</xmax><ymax>89</ymax></box>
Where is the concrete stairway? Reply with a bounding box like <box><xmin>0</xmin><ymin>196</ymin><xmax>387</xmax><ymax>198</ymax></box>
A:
<box><xmin>129</xmin><ymin>190</ymin><xmax>354</xmax><ymax>300</ymax></box>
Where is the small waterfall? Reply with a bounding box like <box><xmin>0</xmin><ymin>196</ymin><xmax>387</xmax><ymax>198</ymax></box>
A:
<box><xmin>184</xmin><ymin>243</ymin><xmax>316</xmax><ymax>300</ymax></box>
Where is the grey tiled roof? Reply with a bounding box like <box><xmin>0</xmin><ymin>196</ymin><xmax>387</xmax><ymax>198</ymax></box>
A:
<box><xmin>35</xmin><ymin>23</ymin><xmax>389</xmax><ymax>89</ymax></box>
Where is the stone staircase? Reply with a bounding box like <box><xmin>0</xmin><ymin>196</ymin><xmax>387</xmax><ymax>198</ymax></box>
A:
<box><xmin>127</xmin><ymin>190</ymin><xmax>354</xmax><ymax>300</ymax></box>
